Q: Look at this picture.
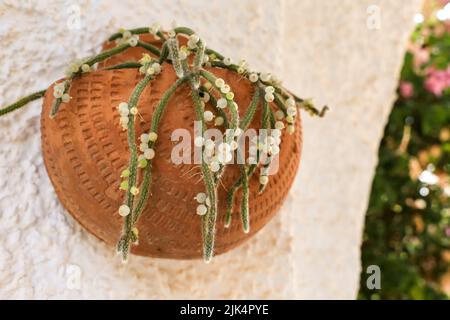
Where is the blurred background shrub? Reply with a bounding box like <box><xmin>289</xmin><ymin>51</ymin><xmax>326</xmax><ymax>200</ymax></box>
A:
<box><xmin>359</xmin><ymin>0</ymin><xmax>450</xmax><ymax>300</ymax></box>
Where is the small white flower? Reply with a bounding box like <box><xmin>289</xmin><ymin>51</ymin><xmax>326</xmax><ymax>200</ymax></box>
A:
<box><xmin>217</xmin><ymin>151</ymin><xmax>232</xmax><ymax>164</ymax></box>
<box><xmin>204</xmin><ymin>139</ymin><xmax>215</xmax><ymax>150</ymax></box>
<box><xmin>118</xmin><ymin>102</ymin><xmax>128</xmax><ymax>113</ymax></box>
<box><xmin>140</xmin><ymin>133</ymin><xmax>149</xmax><ymax>143</ymax></box>
<box><xmin>144</xmin><ymin>148</ymin><xmax>155</xmax><ymax>159</ymax></box>
<box><xmin>270</xmin><ymin>145</ymin><xmax>280</xmax><ymax>155</ymax></box>
<box><xmin>215</xmin><ymin>78</ymin><xmax>225</xmax><ymax>88</ymax></box>
<box><xmin>203</xmin><ymin>110</ymin><xmax>214</xmax><ymax>122</ymax></box>
<box><xmin>68</xmin><ymin>63</ymin><xmax>79</xmax><ymax>74</ymax></box>
<box><xmin>217</xmin><ymin>98</ymin><xmax>227</xmax><ymax>109</ymax></box>
<box><xmin>264</xmin><ymin>93</ymin><xmax>274</xmax><ymax>102</ymax></box>
<box><xmin>259</xmin><ymin>175</ymin><xmax>269</xmax><ymax>185</ymax></box>
<box><xmin>120</xmin><ymin>109</ymin><xmax>129</xmax><ymax>117</ymax></box>
<box><xmin>286</xmin><ymin>115</ymin><xmax>294</xmax><ymax>123</ymax></box>
<box><xmin>194</xmin><ymin>136</ymin><xmax>205</xmax><ymax>147</ymax></box>
<box><xmin>186</xmin><ymin>39</ymin><xmax>196</xmax><ymax>49</ymax></box>
<box><xmin>286</xmin><ymin>97</ymin><xmax>296</xmax><ymax>107</ymax></box>
<box><xmin>194</xmin><ymin>192</ymin><xmax>207</xmax><ymax>203</ymax></box>
<box><xmin>275</xmin><ymin>121</ymin><xmax>285</xmax><ymax>130</ymax></box>
<box><xmin>287</xmin><ymin>106</ymin><xmax>297</xmax><ymax>117</ymax></box>
<box><xmin>218</xmin><ymin>142</ymin><xmax>231</xmax><ymax>154</ymax></box>
<box><xmin>179</xmin><ymin>51</ymin><xmax>187</xmax><ymax>60</ymax></box>
<box><xmin>146</xmin><ymin>67</ymin><xmax>155</xmax><ymax>75</ymax></box>
<box><xmin>130</xmin><ymin>186</ymin><xmax>139</xmax><ymax>196</ymax></box>
<box><xmin>81</xmin><ymin>64</ymin><xmax>91</xmax><ymax>73</ymax></box>
<box><xmin>148</xmin><ymin>132</ymin><xmax>158</xmax><ymax>142</ymax></box>
<box><xmin>120</xmin><ymin>116</ymin><xmax>129</xmax><ymax>125</ymax></box>
<box><xmin>265</xmin><ymin>86</ymin><xmax>275</xmax><ymax>94</ymax></box>
<box><xmin>196</xmin><ymin>204</ymin><xmax>208</xmax><ymax>216</ymax></box>
<box><xmin>275</xmin><ymin>110</ymin><xmax>285</xmax><ymax>120</ymax></box>
<box><xmin>118</xmin><ymin>205</ymin><xmax>130</xmax><ymax>217</ymax></box>
<box><xmin>238</xmin><ymin>59</ymin><xmax>247</xmax><ymax>67</ymax></box>
<box><xmin>210</xmin><ymin>161</ymin><xmax>220</xmax><ymax>172</ymax></box>
<box><xmin>53</xmin><ymin>86</ymin><xmax>64</xmax><ymax>99</ymax></box>
<box><xmin>149</xmin><ymin>22</ymin><xmax>160</xmax><ymax>35</ymax></box>
<box><xmin>140</xmin><ymin>142</ymin><xmax>149</xmax><ymax>152</ymax></box>
<box><xmin>249</xmin><ymin>73</ymin><xmax>259</xmax><ymax>83</ymax></box>
<box><xmin>201</xmin><ymin>92</ymin><xmax>210</xmax><ymax>103</ymax></box>
<box><xmin>61</xmin><ymin>93</ymin><xmax>71</xmax><ymax>103</ymax></box>
<box><xmin>271</xmin><ymin>129</ymin><xmax>282</xmax><ymax>138</ymax></box>
<box><xmin>151</xmin><ymin>62</ymin><xmax>161</xmax><ymax>74</ymax></box>
<box><xmin>220</xmin><ymin>84</ymin><xmax>230</xmax><ymax>94</ymax></box>
<box><xmin>130</xmin><ymin>107</ymin><xmax>138</xmax><ymax>115</ymax></box>
<box><xmin>122</xmin><ymin>30</ymin><xmax>132</xmax><ymax>39</ymax></box>
<box><xmin>127</xmin><ymin>35</ymin><xmax>139</xmax><ymax>47</ymax></box>
<box><xmin>168</xmin><ymin>29</ymin><xmax>176</xmax><ymax>38</ymax></box>
<box><xmin>189</xmin><ymin>34</ymin><xmax>200</xmax><ymax>44</ymax></box>
<box><xmin>223</xmin><ymin>57</ymin><xmax>232</xmax><ymax>66</ymax></box>
<box><xmin>214</xmin><ymin>116</ymin><xmax>224</xmax><ymax>126</ymax></box>
<box><xmin>260</xmin><ymin>73</ymin><xmax>271</xmax><ymax>82</ymax></box>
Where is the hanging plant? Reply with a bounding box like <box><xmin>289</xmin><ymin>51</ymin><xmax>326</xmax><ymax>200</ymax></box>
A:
<box><xmin>0</xmin><ymin>24</ymin><xmax>327</xmax><ymax>263</ymax></box>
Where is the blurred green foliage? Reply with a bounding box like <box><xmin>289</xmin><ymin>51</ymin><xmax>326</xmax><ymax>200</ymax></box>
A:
<box><xmin>359</xmin><ymin>18</ymin><xmax>450</xmax><ymax>300</ymax></box>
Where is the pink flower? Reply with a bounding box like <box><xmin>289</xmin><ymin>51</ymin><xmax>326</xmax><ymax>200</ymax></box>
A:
<box><xmin>424</xmin><ymin>67</ymin><xmax>450</xmax><ymax>96</ymax></box>
<box><xmin>409</xmin><ymin>43</ymin><xmax>430</xmax><ymax>70</ymax></box>
<box><xmin>400</xmin><ymin>82</ymin><xmax>414</xmax><ymax>98</ymax></box>
<box><xmin>414</xmin><ymin>47</ymin><xmax>430</xmax><ymax>70</ymax></box>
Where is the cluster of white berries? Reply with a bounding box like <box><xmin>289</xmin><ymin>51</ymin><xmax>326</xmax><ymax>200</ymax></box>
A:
<box><xmin>138</xmin><ymin>132</ymin><xmax>158</xmax><ymax>166</ymax></box>
<box><xmin>213</xmin><ymin>78</ymin><xmax>236</xmax><ymax>102</ymax></box>
<box><xmin>53</xmin><ymin>82</ymin><xmax>71</xmax><ymax>103</ymax></box>
<box><xmin>119</xmin><ymin>204</ymin><xmax>130</xmax><ymax>217</ymax></box>
<box><xmin>138</xmin><ymin>54</ymin><xmax>162</xmax><ymax>76</ymax></box>
<box><xmin>248</xmin><ymin>129</ymin><xmax>282</xmax><ymax>164</ymax></box>
<box><xmin>187</xmin><ymin>33</ymin><xmax>200</xmax><ymax>49</ymax></box>
<box><xmin>119</xmin><ymin>168</ymin><xmax>139</xmax><ymax>196</ymax></box>
<box><xmin>264</xmin><ymin>86</ymin><xmax>275</xmax><ymax>102</ymax></box>
<box><xmin>117</xmin><ymin>29</ymin><xmax>139</xmax><ymax>47</ymax></box>
<box><xmin>64</xmin><ymin>59</ymin><xmax>90</xmax><ymax>78</ymax></box>
<box><xmin>194</xmin><ymin>192</ymin><xmax>211</xmax><ymax>216</ymax></box>
<box><xmin>117</xmin><ymin>102</ymin><xmax>131</xmax><ymax>130</ymax></box>
<box><xmin>237</xmin><ymin>59</ymin><xmax>248</xmax><ymax>75</ymax></box>
<box><xmin>274</xmin><ymin>97</ymin><xmax>297</xmax><ymax>134</ymax></box>
<box><xmin>194</xmin><ymin>133</ymin><xmax>240</xmax><ymax>173</ymax></box>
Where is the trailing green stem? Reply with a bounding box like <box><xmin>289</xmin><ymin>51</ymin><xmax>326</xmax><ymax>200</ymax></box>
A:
<box><xmin>131</xmin><ymin>76</ymin><xmax>188</xmax><ymax>226</ymax></box>
<box><xmin>119</xmin><ymin>73</ymin><xmax>153</xmax><ymax>262</ymax></box>
<box><xmin>104</xmin><ymin>61</ymin><xmax>141</xmax><ymax>70</ymax></box>
<box><xmin>0</xmin><ymin>90</ymin><xmax>46</xmax><ymax>116</ymax></box>
<box><xmin>137</xmin><ymin>41</ymin><xmax>161</xmax><ymax>57</ymax></box>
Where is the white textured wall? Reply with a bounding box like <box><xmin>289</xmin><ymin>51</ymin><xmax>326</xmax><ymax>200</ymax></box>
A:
<box><xmin>0</xmin><ymin>0</ymin><xmax>421</xmax><ymax>299</ymax></box>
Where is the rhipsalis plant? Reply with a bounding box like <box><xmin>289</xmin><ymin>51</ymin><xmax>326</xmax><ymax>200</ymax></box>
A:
<box><xmin>0</xmin><ymin>24</ymin><xmax>328</xmax><ymax>263</ymax></box>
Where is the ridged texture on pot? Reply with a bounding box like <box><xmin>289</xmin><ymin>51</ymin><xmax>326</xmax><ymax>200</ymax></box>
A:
<box><xmin>40</xmin><ymin>39</ymin><xmax>302</xmax><ymax>259</ymax></box>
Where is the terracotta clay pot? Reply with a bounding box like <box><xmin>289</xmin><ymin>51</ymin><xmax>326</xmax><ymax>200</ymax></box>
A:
<box><xmin>40</xmin><ymin>34</ymin><xmax>302</xmax><ymax>259</ymax></box>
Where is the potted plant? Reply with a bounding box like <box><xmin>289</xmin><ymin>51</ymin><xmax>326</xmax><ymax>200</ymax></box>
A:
<box><xmin>0</xmin><ymin>24</ymin><xmax>327</xmax><ymax>263</ymax></box>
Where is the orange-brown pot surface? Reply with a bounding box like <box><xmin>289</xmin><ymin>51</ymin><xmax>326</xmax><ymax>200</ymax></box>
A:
<box><xmin>40</xmin><ymin>35</ymin><xmax>302</xmax><ymax>259</ymax></box>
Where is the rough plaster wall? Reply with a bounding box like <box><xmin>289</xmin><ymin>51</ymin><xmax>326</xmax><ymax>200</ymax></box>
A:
<box><xmin>0</xmin><ymin>0</ymin><xmax>421</xmax><ymax>299</ymax></box>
